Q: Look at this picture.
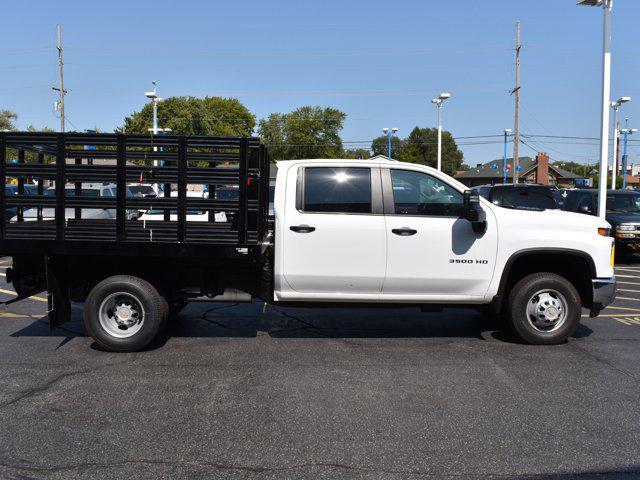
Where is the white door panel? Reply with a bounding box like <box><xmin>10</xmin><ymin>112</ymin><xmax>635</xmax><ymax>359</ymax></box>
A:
<box><xmin>382</xmin><ymin>168</ymin><xmax>498</xmax><ymax>298</ymax></box>
<box><xmin>281</xmin><ymin>165</ymin><xmax>386</xmax><ymax>296</ymax></box>
<box><xmin>283</xmin><ymin>213</ymin><xmax>386</xmax><ymax>293</ymax></box>
<box><xmin>383</xmin><ymin>215</ymin><xmax>497</xmax><ymax>296</ymax></box>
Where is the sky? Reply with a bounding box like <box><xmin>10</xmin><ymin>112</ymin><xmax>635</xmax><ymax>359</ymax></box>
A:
<box><xmin>2</xmin><ymin>0</ymin><xmax>639</xmax><ymax>167</ymax></box>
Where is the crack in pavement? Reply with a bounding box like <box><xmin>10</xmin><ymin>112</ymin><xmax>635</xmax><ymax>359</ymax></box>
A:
<box><xmin>0</xmin><ymin>361</ymin><xmax>133</xmax><ymax>410</ymax></box>
<box><xmin>568</xmin><ymin>341</ymin><xmax>639</xmax><ymax>383</ymax></box>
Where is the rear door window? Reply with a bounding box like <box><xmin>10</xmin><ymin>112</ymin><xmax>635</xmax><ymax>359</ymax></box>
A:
<box><xmin>303</xmin><ymin>167</ymin><xmax>372</xmax><ymax>214</ymax></box>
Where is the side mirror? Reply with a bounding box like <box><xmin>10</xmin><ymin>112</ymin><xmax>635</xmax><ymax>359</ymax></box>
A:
<box><xmin>463</xmin><ymin>190</ymin><xmax>487</xmax><ymax>233</ymax></box>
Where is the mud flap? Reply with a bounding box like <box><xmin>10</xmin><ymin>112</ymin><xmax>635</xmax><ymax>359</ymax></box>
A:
<box><xmin>45</xmin><ymin>256</ymin><xmax>71</xmax><ymax>329</ymax></box>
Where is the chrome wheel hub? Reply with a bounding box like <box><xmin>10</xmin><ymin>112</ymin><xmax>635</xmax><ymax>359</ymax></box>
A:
<box><xmin>526</xmin><ymin>289</ymin><xmax>568</xmax><ymax>333</ymax></box>
<box><xmin>98</xmin><ymin>293</ymin><xmax>145</xmax><ymax>338</ymax></box>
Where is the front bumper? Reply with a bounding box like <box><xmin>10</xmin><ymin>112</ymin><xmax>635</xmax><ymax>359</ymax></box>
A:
<box><xmin>590</xmin><ymin>277</ymin><xmax>616</xmax><ymax>316</ymax></box>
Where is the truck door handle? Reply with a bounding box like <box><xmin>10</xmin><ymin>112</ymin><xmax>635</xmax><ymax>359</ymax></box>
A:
<box><xmin>392</xmin><ymin>227</ymin><xmax>417</xmax><ymax>236</ymax></box>
<box><xmin>290</xmin><ymin>224</ymin><xmax>316</xmax><ymax>233</ymax></box>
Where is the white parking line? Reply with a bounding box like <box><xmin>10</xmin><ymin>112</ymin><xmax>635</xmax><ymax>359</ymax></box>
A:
<box><xmin>614</xmin><ymin>296</ymin><xmax>640</xmax><ymax>302</ymax></box>
<box><xmin>619</xmin><ymin>288</ymin><xmax>640</xmax><ymax>294</ymax></box>
<box><xmin>613</xmin><ymin>317</ymin><xmax>632</xmax><ymax>325</ymax></box>
<box><xmin>604</xmin><ymin>305</ymin><xmax>640</xmax><ymax>313</ymax></box>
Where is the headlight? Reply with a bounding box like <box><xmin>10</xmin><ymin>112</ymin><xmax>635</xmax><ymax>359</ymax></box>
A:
<box><xmin>617</xmin><ymin>224</ymin><xmax>636</xmax><ymax>232</ymax></box>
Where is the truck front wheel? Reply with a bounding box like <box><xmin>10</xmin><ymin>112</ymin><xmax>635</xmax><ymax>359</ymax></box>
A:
<box><xmin>84</xmin><ymin>275</ymin><xmax>166</xmax><ymax>352</ymax></box>
<box><xmin>507</xmin><ymin>272</ymin><xmax>581</xmax><ymax>345</ymax></box>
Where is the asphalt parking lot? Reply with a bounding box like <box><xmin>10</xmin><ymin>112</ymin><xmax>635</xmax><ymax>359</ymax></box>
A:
<box><xmin>0</xmin><ymin>256</ymin><xmax>639</xmax><ymax>479</ymax></box>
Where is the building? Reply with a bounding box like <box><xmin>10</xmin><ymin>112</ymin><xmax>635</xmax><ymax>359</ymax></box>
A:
<box><xmin>455</xmin><ymin>152</ymin><xmax>582</xmax><ymax>187</ymax></box>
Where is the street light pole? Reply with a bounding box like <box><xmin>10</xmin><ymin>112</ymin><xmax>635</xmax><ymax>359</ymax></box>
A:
<box><xmin>382</xmin><ymin>127</ymin><xmax>398</xmax><ymax>161</ymax></box>
<box><xmin>503</xmin><ymin>129</ymin><xmax>512</xmax><ymax>184</ymax></box>
<box><xmin>578</xmin><ymin>0</ymin><xmax>612</xmax><ymax>218</ymax></box>
<box><xmin>611</xmin><ymin>103</ymin><xmax>619</xmax><ymax>189</ymax></box>
<box><xmin>431</xmin><ymin>93</ymin><xmax>450</xmax><ymax>171</ymax></box>
<box><xmin>145</xmin><ymin>81</ymin><xmax>172</xmax><ymax>168</ymax></box>
<box><xmin>610</xmin><ymin>97</ymin><xmax>631</xmax><ymax>189</ymax></box>
<box><xmin>620</xmin><ymin>121</ymin><xmax>638</xmax><ymax>190</ymax></box>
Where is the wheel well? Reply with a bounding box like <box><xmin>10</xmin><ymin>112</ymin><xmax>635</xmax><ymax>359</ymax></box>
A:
<box><xmin>498</xmin><ymin>251</ymin><xmax>594</xmax><ymax>310</ymax></box>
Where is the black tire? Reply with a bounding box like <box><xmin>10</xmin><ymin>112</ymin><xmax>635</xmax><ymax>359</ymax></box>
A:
<box><xmin>84</xmin><ymin>275</ymin><xmax>166</xmax><ymax>352</ymax></box>
<box><xmin>507</xmin><ymin>272</ymin><xmax>581</xmax><ymax>345</ymax></box>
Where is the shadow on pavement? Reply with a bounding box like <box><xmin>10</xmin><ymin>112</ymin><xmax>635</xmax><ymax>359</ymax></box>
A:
<box><xmin>8</xmin><ymin>300</ymin><xmax>593</xmax><ymax>351</ymax></box>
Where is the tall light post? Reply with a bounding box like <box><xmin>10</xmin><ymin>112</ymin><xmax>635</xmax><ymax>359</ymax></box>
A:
<box><xmin>620</xmin><ymin>120</ymin><xmax>638</xmax><ymax>189</ymax></box>
<box><xmin>577</xmin><ymin>0</ymin><xmax>612</xmax><ymax>218</ymax></box>
<box><xmin>431</xmin><ymin>93</ymin><xmax>451</xmax><ymax>171</ymax></box>
<box><xmin>610</xmin><ymin>96</ymin><xmax>631</xmax><ymax>189</ymax></box>
<box><xmin>382</xmin><ymin>127</ymin><xmax>398</xmax><ymax>161</ymax></box>
<box><xmin>503</xmin><ymin>129</ymin><xmax>512</xmax><ymax>184</ymax></box>
<box><xmin>144</xmin><ymin>81</ymin><xmax>171</xmax><ymax>167</ymax></box>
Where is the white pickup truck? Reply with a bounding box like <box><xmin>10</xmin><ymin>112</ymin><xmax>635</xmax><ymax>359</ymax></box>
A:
<box><xmin>1</xmin><ymin>132</ymin><xmax>616</xmax><ymax>352</ymax></box>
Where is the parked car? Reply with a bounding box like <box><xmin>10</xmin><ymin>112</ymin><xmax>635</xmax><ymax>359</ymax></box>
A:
<box><xmin>138</xmin><ymin>191</ymin><xmax>212</xmax><ymax>222</ymax></box>
<box><xmin>562</xmin><ymin>189</ymin><xmax>640</xmax><ymax>249</ymax></box>
<box><xmin>13</xmin><ymin>183</ymin><xmax>138</xmax><ymax>221</ymax></box>
<box><xmin>128</xmin><ymin>183</ymin><xmax>160</xmax><ymax>198</ymax></box>
<box><xmin>471</xmin><ymin>184</ymin><xmax>559</xmax><ymax>211</ymax></box>
<box><xmin>4</xmin><ymin>184</ymin><xmax>42</xmax><ymax>220</ymax></box>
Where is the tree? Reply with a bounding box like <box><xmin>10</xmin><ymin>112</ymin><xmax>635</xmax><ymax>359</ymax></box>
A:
<box><xmin>0</xmin><ymin>110</ymin><xmax>18</xmax><ymax>131</ymax></box>
<box><xmin>399</xmin><ymin>127</ymin><xmax>463</xmax><ymax>175</ymax></box>
<box><xmin>342</xmin><ymin>148</ymin><xmax>371</xmax><ymax>159</ymax></box>
<box><xmin>553</xmin><ymin>161</ymin><xmax>590</xmax><ymax>178</ymax></box>
<box><xmin>258</xmin><ymin>106</ymin><xmax>346</xmax><ymax>160</ymax></box>
<box><xmin>121</xmin><ymin>96</ymin><xmax>256</xmax><ymax>137</ymax></box>
<box><xmin>371</xmin><ymin>135</ymin><xmax>404</xmax><ymax>158</ymax></box>
<box><xmin>26</xmin><ymin>125</ymin><xmax>55</xmax><ymax>132</ymax></box>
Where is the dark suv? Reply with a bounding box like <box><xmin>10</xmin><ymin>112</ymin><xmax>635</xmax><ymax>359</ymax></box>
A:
<box><xmin>562</xmin><ymin>189</ymin><xmax>640</xmax><ymax>249</ymax></box>
<box><xmin>471</xmin><ymin>184</ymin><xmax>559</xmax><ymax>211</ymax></box>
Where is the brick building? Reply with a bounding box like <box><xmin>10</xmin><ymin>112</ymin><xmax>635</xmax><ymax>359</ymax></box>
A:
<box><xmin>455</xmin><ymin>152</ymin><xmax>582</xmax><ymax>187</ymax></box>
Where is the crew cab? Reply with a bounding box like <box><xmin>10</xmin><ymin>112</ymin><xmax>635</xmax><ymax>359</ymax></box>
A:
<box><xmin>0</xmin><ymin>133</ymin><xmax>616</xmax><ymax>352</ymax></box>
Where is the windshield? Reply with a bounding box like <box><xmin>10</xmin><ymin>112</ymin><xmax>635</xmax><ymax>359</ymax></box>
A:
<box><xmin>606</xmin><ymin>194</ymin><xmax>640</xmax><ymax>213</ymax></box>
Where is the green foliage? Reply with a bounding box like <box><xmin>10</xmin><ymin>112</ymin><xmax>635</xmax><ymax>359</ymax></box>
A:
<box><xmin>342</xmin><ymin>148</ymin><xmax>371</xmax><ymax>159</ymax></box>
<box><xmin>26</xmin><ymin>125</ymin><xmax>56</xmax><ymax>132</ymax></box>
<box><xmin>400</xmin><ymin>127</ymin><xmax>463</xmax><ymax>175</ymax></box>
<box><xmin>0</xmin><ymin>110</ymin><xmax>18</xmax><ymax>131</ymax></box>
<box><xmin>371</xmin><ymin>135</ymin><xmax>404</xmax><ymax>158</ymax></box>
<box><xmin>552</xmin><ymin>161</ymin><xmax>590</xmax><ymax>177</ymax></box>
<box><xmin>370</xmin><ymin>127</ymin><xmax>463</xmax><ymax>175</ymax></box>
<box><xmin>258</xmin><ymin>106</ymin><xmax>346</xmax><ymax>160</ymax></box>
<box><xmin>121</xmin><ymin>96</ymin><xmax>256</xmax><ymax>137</ymax></box>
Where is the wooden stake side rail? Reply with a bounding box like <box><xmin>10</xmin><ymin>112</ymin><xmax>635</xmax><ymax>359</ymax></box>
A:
<box><xmin>0</xmin><ymin>132</ymin><xmax>269</xmax><ymax>256</ymax></box>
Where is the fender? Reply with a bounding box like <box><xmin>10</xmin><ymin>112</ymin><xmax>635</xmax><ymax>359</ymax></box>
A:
<box><xmin>495</xmin><ymin>247</ymin><xmax>596</xmax><ymax>301</ymax></box>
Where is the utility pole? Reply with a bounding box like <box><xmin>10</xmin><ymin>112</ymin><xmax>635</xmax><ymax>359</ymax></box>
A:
<box><xmin>511</xmin><ymin>21</ymin><xmax>521</xmax><ymax>183</ymax></box>
<box><xmin>52</xmin><ymin>24</ymin><xmax>66</xmax><ymax>132</ymax></box>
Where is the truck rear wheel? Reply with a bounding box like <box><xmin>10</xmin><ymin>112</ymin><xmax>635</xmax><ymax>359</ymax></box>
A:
<box><xmin>84</xmin><ymin>275</ymin><xmax>166</xmax><ymax>352</ymax></box>
<box><xmin>507</xmin><ymin>272</ymin><xmax>581</xmax><ymax>345</ymax></box>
